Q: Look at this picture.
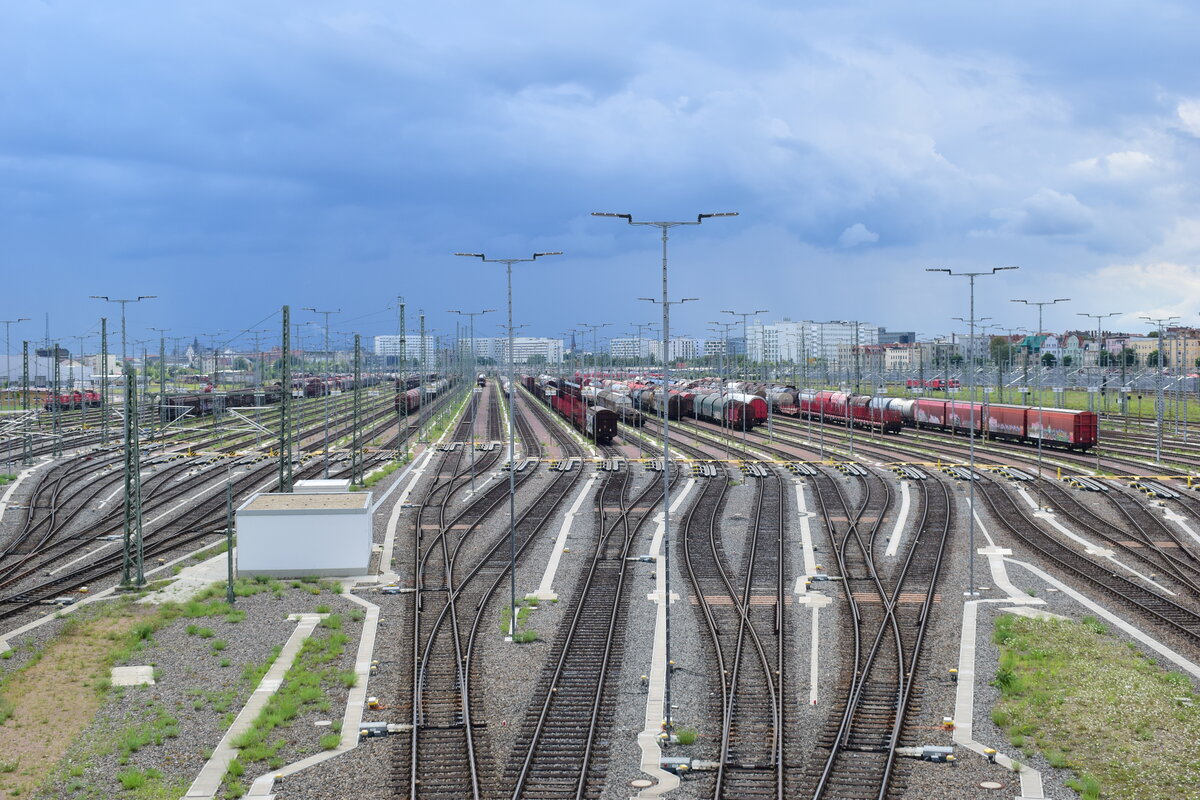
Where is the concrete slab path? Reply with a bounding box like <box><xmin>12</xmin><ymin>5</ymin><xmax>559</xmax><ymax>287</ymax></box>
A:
<box><xmin>182</xmin><ymin>613</ymin><xmax>325</xmax><ymax>799</ymax></box>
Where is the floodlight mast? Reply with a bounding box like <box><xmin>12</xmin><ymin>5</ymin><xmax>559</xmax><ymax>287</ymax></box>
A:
<box><xmin>454</xmin><ymin>251</ymin><xmax>562</xmax><ymax>651</ymax></box>
<box><xmin>592</xmin><ymin>211</ymin><xmax>738</xmax><ymax>735</ymax></box>
<box><xmin>1010</xmin><ymin>297</ymin><xmax>1070</xmax><ymax>509</ymax></box>
<box><xmin>927</xmin><ymin>266</ymin><xmax>1018</xmax><ymax>598</ymax></box>
<box><xmin>1140</xmin><ymin>314</ymin><xmax>1180</xmax><ymax>463</ymax></box>
<box><xmin>449</xmin><ymin>308</ymin><xmax>495</xmax><ymax>493</ymax></box>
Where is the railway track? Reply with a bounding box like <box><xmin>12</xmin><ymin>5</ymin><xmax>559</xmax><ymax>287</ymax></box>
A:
<box><xmin>975</xmin><ymin>479</ymin><xmax>1200</xmax><ymax>645</ymax></box>
<box><xmin>502</xmin><ymin>455</ymin><xmax>665</xmax><ymax>800</ymax></box>
<box><xmin>681</xmin><ymin>461</ymin><xmax>788</xmax><ymax>799</ymax></box>
<box><xmin>0</xmin><ymin>385</ymin><xmax>461</xmax><ymax>625</ymax></box>
<box><xmin>400</xmin><ymin>386</ymin><xmax>601</xmax><ymax>799</ymax></box>
<box><xmin>802</xmin><ymin>468</ymin><xmax>950</xmax><ymax>800</ymax></box>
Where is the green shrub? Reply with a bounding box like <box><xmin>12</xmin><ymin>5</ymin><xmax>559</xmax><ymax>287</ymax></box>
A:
<box><xmin>675</xmin><ymin>728</ymin><xmax>698</xmax><ymax>745</ymax></box>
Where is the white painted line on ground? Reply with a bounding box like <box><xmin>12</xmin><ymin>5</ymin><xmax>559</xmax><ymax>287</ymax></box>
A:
<box><xmin>49</xmin><ymin>540</ymin><xmax>120</xmax><ymax>575</ymax></box>
<box><xmin>794</xmin><ymin>483</ymin><xmax>817</xmax><ymax>577</ymax></box>
<box><xmin>247</xmin><ymin>590</ymin><xmax>383</xmax><ymax>795</ymax></box>
<box><xmin>979</xmin><ymin>547</ymin><xmax>1041</xmax><ymax>601</ymax></box>
<box><xmin>1161</xmin><ymin>504</ymin><xmax>1200</xmax><ymax>547</ymax></box>
<box><xmin>533</xmin><ymin>474</ymin><xmax>596</xmax><ymax>600</ymax></box>
<box><xmin>97</xmin><ymin>483</ymin><xmax>124</xmax><ymax>509</ymax></box>
<box><xmin>635</xmin><ymin>478</ymin><xmax>697</xmax><ymax>798</ymax></box>
<box><xmin>377</xmin><ymin>446</ymin><xmax>439</xmax><ymax>583</ymax></box>
<box><xmin>1006</xmin><ymin>557</ymin><xmax>1200</xmax><ymax>679</ymax></box>
<box><xmin>0</xmin><ymin>457</ymin><xmax>49</xmax><ymax>519</ymax></box>
<box><xmin>954</xmin><ymin>598</ymin><xmax>1046</xmax><ymax>799</ymax></box>
<box><xmin>884</xmin><ymin>479</ymin><xmax>911</xmax><ymax>557</ymax></box>
<box><xmin>1015</xmin><ymin>485</ymin><xmax>1040</xmax><ymax>511</ymax></box>
<box><xmin>1034</xmin><ymin>510</ymin><xmax>1172</xmax><ymax>594</ymax></box>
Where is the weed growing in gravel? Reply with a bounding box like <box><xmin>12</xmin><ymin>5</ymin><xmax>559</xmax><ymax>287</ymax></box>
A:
<box><xmin>315</xmin><ymin>604</ymin><xmax>331</xmax><ymax>614</ymax></box>
<box><xmin>319</xmin><ymin>732</ymin><xmax>341</xmax><ymax>750</ymax></box>
<box><xmin>117</xmin><ymin>766</ymin><xmax>161</xmax><ymax>789</ymax></box>
<box><xmin>675</xmin><ymin>728</ymin><xmax>698</xmax><ymax>745</ymax></box>
<box><xmin>500</xmin><ymin>597</ymin><xmax>540</xmax><ymax>638</ymax></box>
<box><xmin>990</xmin><ymin>614</ymin><xmax>1200</xmax><ymax>800</ymax></box>
<box><xmin>220</xmin><ymin>631</ymin><xmax>357</xmax><ymax>797</ymax></box>
<box><xmin>348</xmin><ymin>608</ymin><xmax>365</xmax><ymax>622</ymax></box>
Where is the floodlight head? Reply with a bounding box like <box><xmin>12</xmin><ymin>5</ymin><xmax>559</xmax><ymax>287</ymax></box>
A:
<box><xmin>993</xmin><ymin>266</ymin><xmax>1020</xmax><ymax>273</ymax></box>
<box><xmin>591</xmin><ymin>212</ymin><xmax>631</xmax><ymax>219</ymax></box>
<box><xmin>454</xmin><ymin>252</ymin><xmax>485</xmax><ymax>258</ymax></box>
<box><xmin>698</xmin><ymin>212</ymin><xmax>739</xmax><ymax>220</ymax></box>
<box><xmin>926</xmin><ymin>268</ymin><xmax>951</xmax><ymax>274</ymax></box>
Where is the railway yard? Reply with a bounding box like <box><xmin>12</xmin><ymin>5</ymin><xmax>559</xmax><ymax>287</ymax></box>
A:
<box><xmin>1</xmin><ymin>374</ymin><xmax>1199</xmax><ymax>800</ymax></box>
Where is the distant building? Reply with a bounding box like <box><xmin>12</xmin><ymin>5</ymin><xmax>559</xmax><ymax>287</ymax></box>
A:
<box><xmin>374</xmin><ymin>335</ymin><xmax>438</xmax><ymax>369</ymax></box>
<box><xmin>747</xmin><ymin>321</ymin><xmax>879</xmax><ymax>365</ymax></box>
<box><xmin>609</xmin><ymin>338</ymin><xmax>653</xmax><ymax>361</ymax></box>
<box><xmin>649</xmin><ymin>338</ymin><xmax>698</xmax><ymax>362</ymax></box>
<box><xmin>878</xmin><ymin>330</ymin><xmax>916</xmax><ymax>345</ymax></box>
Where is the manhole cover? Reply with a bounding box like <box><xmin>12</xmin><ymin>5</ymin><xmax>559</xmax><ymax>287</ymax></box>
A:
<box><xmin>979</xmin><ymin>781</ymin><xmax>1004</xmax><ymax>790</ymax></box>
<box><xmin>630</xmin><ymin>779</ymin><xmax>653</xmax><ymax>788</ymax></box>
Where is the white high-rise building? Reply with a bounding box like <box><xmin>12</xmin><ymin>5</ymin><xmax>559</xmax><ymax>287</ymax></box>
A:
<box><xmin>609</xmin><ymin>338</ymin><xmax>654</xmax><ymax>361</ymax></box>
<box><xmin>649</xmin><ymin>338</ymin><xmax>699</xmax><ymax>362</ymax></box>
<box><xmin>373</xmin><ymin>335</ymin><xmax>437</xmax><ymax>369</ymax></box>
<box><xmin>746</xmin><ymin>321</ymin><xmax>880</xmax><ymax>365</ymax></box>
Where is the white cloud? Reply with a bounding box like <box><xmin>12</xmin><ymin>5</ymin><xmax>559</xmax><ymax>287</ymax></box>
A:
<box><xmin>1177</xmin><ymin>99</ymin><xmax>1200</xmax><ymax>137</ymax></box>
<box><xmin>838</xmin><ymin>222</ymin><xmax>878</xmax><ymax>247</ymax></box>
<box><xmin>993</xmin><ymin>188</ymin><xmax>1094</xmax><ymax>236</ymax></box>
<box><xmin>1071</xmin><ymin>150</ymin><xmax>1155</xmax><ymax>179</ymax></box>
<box><xmin>1092</xmin><ymin>261</ymin><xmax>1200</xmax><ymax>324</ymax></box>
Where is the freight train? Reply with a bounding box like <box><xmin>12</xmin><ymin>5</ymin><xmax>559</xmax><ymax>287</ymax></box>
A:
<box><xmin>772</xmin><ymin>389</ymin><xmax>1096</xmax><ymax>449</ymax></box>
<box><xmin>165</xmin><ymin>374</ymin><xmax>387</xmax><ymax>422</ymax></box>
<box><xmin>392</xmin><ymin>377</ymin><xmax>454</xmax><ymax>414</ymax></box>
<box><xmin>521</xmin><ymin>375</ymin><xmax>618</xmax><ymax>444</ymax></box>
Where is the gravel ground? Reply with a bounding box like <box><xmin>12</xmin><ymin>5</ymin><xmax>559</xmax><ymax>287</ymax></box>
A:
<box><xmin>30</xmin><ymin>581</ymin><xmax>358</xmax><ymax>800</ymax></box>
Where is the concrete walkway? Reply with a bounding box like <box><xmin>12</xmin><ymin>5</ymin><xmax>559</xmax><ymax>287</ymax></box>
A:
<box><xmin>634</xmin><ymin>477</ymin><xmax>697</xmax><ymax>799</ymax></box>
<box><xmin>951</xmin><ymin>493</ymin><xmax>1047</xmax><ymax>800</ymax></box>
<box><xmin>245</xmin><ymin>591</ymin><xmax>383</xmax><ymax>796</ymax></box>
<box><xmin>183</xmin><ymin>613</ymin><xmax>326</xmax><ymax>799</ymax></box>
<box><xmin>532</xmin><ymin>473</ymin><xmax>597</xmax><ymax>601</ymax></box>
<box><xmin>0</xmin><ymin>456</ymin><xmax>49</xmax><ymax>520</ymax></box>
<box><xmin>884</xmin><ymin>479</ymin><xmax>911</xmax><ymax>557</ymax></box>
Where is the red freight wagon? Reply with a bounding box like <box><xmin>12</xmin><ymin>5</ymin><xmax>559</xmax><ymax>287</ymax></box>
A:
<box><xmin>914</xmin><ymin>398</ymin><xmax>949</xmax><ymax>427</ymax></box>
<box><xmin>985</xmin><ymin>404</ymin><xmax>1027</xmax><ymax>439</ymax></box>
<box><xmin>1029</xmin><ymin>408</ymin><xmax>1098</xmax><ymax>449</ymax></box>
<box><xmin>946</xmin><ymin>400</ymin><xmax>984</xmax><ymax>434</ymax></box>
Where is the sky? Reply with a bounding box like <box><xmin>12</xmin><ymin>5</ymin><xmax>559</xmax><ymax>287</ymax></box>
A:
<box><xmin>2</xmin><ymin>0</ymin><xmax>1200</xmax><ymax>354</ymax></box>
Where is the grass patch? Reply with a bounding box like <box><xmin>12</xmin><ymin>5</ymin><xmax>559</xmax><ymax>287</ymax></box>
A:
<box><xmin>221</xmin><ymin>630</ymin><xmax>354</xmax><ymax>796</ymax></box>
<box><xmin>675</xmin><ymin>727</ymin><xmax>698</xmax><ymax>745</ymax></box>
<box><xmin>500</xmin><ymin>597</ymin><xmax>540</xmax><ymax>637</ymax></box>
<box><xmin>990</xmin><ymin>613</ymin><xmax>1200</xmax><ymax>800</ymax></box>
